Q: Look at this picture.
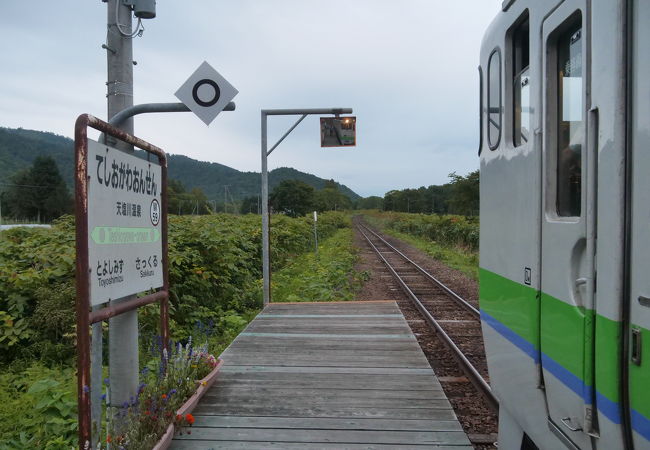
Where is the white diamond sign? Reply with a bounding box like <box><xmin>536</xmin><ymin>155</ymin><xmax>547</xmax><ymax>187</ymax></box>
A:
<box><xmin>175</xmin><ymin>61</ymin><xmax>238</xmax><ymax>125</ymax></box>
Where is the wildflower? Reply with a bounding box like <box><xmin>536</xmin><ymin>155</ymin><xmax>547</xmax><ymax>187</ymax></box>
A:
<box><xmin>83</xmin><ymin>385</ymin><xmax>90</xmax><ymax>393</ymax></box>
<box><xmin>161</xmin><ymin>394</ymin><xmax>167</xmax><ymax>400</ymax></box>
<box><xmin>185</xmin><ymin>413</ymin><xmax>195</xmax><ymax>425</ymax></box>
<box><xmin>106</xmin><ymin>435</ymin><xmax>112</xmax><ymax>444</ymax></box>
<box><xmin>103</xmin><ymin>378</ymin><xmax>110</xmax><ymax>385</ymax></box>
<box><xmin>169</xmin><ymin>389</ymin><xmax>177</xmax><ymax>396</ymax></box>
<box><xmin>201</xmin><ymin>381</ymin><xmax>207</xmax><ymax>387</ymax></box>
<box><xmin>101</xmin><ymin>393</ymin><xmax>106</xmax><ymax>401</ymax></box>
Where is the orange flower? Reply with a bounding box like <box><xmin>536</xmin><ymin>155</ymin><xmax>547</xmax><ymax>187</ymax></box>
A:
<box><xmin>176</xmin><ymin>414</ymin><xmax>182</xmax><ymax>422</ymax></box>
<box><xmin>106</xmin><ymin>435</ymin><xmax>112</xmax><ymax>444</ymax></box>
<box><xmin>162</xmin><ymin>394</ymin><xmax>167</xmax><ymax>399</ymax></box>
<box><xmin>185</xmin><ymin>413</ymin><xmax>195</xmax><ymax>425</ymax></box>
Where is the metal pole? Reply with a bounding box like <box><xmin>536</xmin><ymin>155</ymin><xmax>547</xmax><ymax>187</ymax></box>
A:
<box><xmin>259</xmin><ymin>108</ymin><xmax>352</xmax><ymax>307</ymax></box>
<box><xmin>105</xmin><ymin>0</ymin><xmax>138</xmax><ymax>438</ymax></box>
<box><xmin>313</xmin><ymin>212</ymin><xmax>318</xmax><ymax>256</ymax></box>
<box><xmin>261</xmin><ymin>112</ymin><xmax>270</xmax><ymax>305</ymax></box>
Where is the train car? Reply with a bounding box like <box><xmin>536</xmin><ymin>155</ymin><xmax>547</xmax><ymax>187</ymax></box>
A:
<box><xmin>478</xmin><ymin>1</ymin><xmax>649</xmax><ymax>449</ymax></box>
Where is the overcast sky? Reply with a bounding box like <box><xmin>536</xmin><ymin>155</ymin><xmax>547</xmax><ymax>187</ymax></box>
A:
<box><xmin>0</xmin><ymin>1</ymin><xmax>501</xmax><ymax>197</ymax></box>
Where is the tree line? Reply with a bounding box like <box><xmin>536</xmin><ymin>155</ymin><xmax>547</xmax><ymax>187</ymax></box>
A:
<box><xmin>381</xmin><ymin>170</ymin><xmax>479</xmax><ymax>216</ymax></box>
<box><xmin>0</xmin><ymin>156</ymin><xmax>478</xmax><ymax>222</ymax></box>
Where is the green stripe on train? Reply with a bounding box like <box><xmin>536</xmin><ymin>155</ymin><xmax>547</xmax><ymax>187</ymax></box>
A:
<box><xmin>479</xmin><ymin>268</ymin><xmax>650</xmax><ymax>421</ymax></box>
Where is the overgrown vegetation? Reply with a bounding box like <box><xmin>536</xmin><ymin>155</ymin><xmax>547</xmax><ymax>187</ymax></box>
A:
<box><xmin>363</xmin><ymin>211</ymin><xmax>479</xmax><ymax>280</ymax></box>
<box><xmin>272</xmin><ymin>227</ymin><xmax>367</xmax><ymax>302</ymax></box>
<box><xmin>0</xmin><ymin>211</ymin><xmax>352</xmax><ymax>447</ymax></box>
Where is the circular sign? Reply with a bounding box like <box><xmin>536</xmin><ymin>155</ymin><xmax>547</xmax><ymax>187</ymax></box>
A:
<box><xmin>150</xmin><ymin>199</ymin><xmax>161</xmax><ymax>226</ymax></box>
<box><xmin>192</xmin><ymin>79</ymin><xmax>220</xmax><ymax>107</ymax></box>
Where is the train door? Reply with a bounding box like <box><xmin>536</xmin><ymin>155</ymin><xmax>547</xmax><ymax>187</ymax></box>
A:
<box><xmin>627</xmin><ymin>0</ymin><xmax>650</xmax><ymax>446</ymax></box>
<box><xmin>539</xmin><ymin>1</ymin><xmax>596</xmax><ymax>448</ymax></box>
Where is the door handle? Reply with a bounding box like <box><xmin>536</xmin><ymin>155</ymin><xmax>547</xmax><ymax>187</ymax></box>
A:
<box><xmin>632</xmin><ymin>328</ymin><xmax>642</xmax><ymax>366</ymax></box>
<box><xmin>561</xmin><ymin>417</ymin><xmax>583</xmax><ymax>432</ymax></box>
<box><xmin>575</xmin><ymin>278</ymin><xmax>587</xmax><ymax>287</ymax></box>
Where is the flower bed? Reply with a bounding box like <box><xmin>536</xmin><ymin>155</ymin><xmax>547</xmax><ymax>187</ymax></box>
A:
<box><xmin>152</xmin><ymin>357</ymin><xmax>223</xmax><ymax>450</ymax></box>
<box><xmin>106</xmin><ymin>338</ymin><xmax>222</xmax><ymax>449</ymax></box>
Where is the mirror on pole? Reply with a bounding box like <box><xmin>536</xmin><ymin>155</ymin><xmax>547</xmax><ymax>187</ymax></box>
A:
<box><xmin>320</xmin><ymin>116</ymin><xmax>356</xmax><ymax>147</ymax></box>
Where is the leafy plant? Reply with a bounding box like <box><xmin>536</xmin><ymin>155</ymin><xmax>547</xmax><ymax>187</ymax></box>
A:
<box><xmin>107</xmin><ymin>337</ymin><xmax>218</xmax><ymax>449</ymax></box>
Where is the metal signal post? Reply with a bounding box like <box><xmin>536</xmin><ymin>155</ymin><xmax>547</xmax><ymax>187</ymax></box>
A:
<box><xmin>260</xmin><ymin>108</ymin><xmax>352</xmax><ymax>305</ymax></box>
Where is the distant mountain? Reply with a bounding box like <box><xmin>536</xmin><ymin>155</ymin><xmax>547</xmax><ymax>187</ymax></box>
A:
<box><xmin>0</xmin><ymin>127</ymin><xmax>360</xmax><ymax>202</ymax></box>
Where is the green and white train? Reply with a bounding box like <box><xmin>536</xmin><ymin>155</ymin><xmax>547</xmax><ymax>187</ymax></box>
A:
<box><xmin>479</xmin><ymin>1</ymin><xmax>649</xmax><ymax>449</ymax></box>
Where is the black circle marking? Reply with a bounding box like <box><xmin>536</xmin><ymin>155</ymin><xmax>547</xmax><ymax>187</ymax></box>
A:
<box><xmin>150</xmin><ymin>199</ymin><xmax>160</xmax><ymax>226</ymax></box>
<box><xmin>192</xmin><ymin>79</ymin><xmax>220</xmax><ymax>107</ymax></box>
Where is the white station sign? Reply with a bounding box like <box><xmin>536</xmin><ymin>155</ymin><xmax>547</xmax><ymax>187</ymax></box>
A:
<box><xmin>175</xmin><ymin>61</ymin><xmax>238</xmax><ymax>125</ymax></box>
<box><xmin>87</xmin><ymin>139</ymin><xmax>163</xmax><ymax>306</ymax></box>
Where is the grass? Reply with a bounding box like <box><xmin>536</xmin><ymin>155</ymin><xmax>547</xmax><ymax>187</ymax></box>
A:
<box><xmin>271</xmin><ymin>228</ymin><xmax>367</xmax><ymax>302</ymax></box>
<box><xmin>363</xmin><ymin>215</ymin><xmax>479</xmax><ymax>281</ymax></box>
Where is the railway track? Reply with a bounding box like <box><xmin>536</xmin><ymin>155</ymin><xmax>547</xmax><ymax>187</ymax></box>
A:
<box><xmin>356</xmin><ymin>221</ymin><xmax>499</xmax><ymax>413</ymax></box>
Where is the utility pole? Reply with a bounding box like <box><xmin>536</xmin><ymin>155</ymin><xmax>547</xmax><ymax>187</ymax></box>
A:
<box><xmin>104</xmin><ymin>0</ymin><xmax>138</xmax><ymax>438</ymax></box>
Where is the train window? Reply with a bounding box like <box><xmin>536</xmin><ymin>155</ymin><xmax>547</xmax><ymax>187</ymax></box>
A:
<box><xmin>556</xmin><ymin>20</ymin><xmax>583</xmax><ymax>217</ymax></box>
<box><xmin>513</xmin><ymin>16</ymin><xmax>530</xmax><ymax>147</ymax></box>
<box><xmin>488</xmin><ymin>49</ymin><xmax>501</xmax><ymax>149</ymax></box>
<box><xmin>478</xmin><ymin>66</ymin><xmax>484</xmax><ymax>155</ymax></box>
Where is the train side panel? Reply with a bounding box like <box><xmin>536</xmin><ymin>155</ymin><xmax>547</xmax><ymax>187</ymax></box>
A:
<box><xmin>627</xmin><ymin>0</ymin><xmax>650</xmax><ymax>445</ymax></box>
<box><xmin>478</xmin><ymin>0</ymin><xmax>648</xmax><ymax>448</ymax></box>
<box><xmin>479</xmin><ymin>1</ymin><xmax>554</xmax><ymax>448</ymax></box>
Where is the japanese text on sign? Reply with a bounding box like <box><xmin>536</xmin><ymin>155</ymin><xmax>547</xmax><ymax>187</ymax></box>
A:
<box><xmin>87</xmin><ymin>139</ymin><xmax>163</xmax><ymax>306</ymax></box>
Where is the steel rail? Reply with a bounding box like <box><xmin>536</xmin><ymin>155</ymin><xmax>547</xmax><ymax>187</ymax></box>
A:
<box><xmin>357</xmin><ymin>224</ymin><xmax>499</xmax><ymax>412</ymax></box>
<box><xmin>358</xmin><ymin>223</ymin><xmax>480</xmax><ymax>317</ymax></box>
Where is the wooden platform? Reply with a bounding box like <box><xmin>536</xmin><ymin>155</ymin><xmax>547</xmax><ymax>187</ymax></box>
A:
<box><xmin>170</xmin><ymin>301</ymin><xmax>472</xmax><ymax>449</ymax></box>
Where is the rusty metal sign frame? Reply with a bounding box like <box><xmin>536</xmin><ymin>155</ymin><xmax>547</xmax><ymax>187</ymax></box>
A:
<box><xmin>74</xmin><ymin>114</ymin><xmax>169</xmax><ymax>448</ymax></box>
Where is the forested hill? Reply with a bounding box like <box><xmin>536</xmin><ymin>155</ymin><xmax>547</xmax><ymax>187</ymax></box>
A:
<box><xmin>0</xmin><ymin>127</ymin><xmax>360</xmax><ymax>201</ymax></box>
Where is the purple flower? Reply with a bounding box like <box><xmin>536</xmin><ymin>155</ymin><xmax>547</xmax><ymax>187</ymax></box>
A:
<box><xmin>103</xmin><ymin>378</ymin><xmax>110</xmax><ymax>386</ymax></box>
<box><xmin>83</xmin><ymin>385</ymin><xmax>90</xmax><ymax>393</ymax></box>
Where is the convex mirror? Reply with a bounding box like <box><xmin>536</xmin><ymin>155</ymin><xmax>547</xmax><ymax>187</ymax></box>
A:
<box><xmin>320</xmin><ymin>116</ymin><xmax>356</xmax><ymax>147</ymax></box>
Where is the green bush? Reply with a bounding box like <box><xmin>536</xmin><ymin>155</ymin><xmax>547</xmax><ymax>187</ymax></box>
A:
<box><xmin>0</xmin><ymin>211</ymin><xmax>349</xmax><ymax>364</ymax></box>
<box><xmin>366</xmin><ymin>211</ymin><xmax>479</xmax><ymax>251</ymax></box>
<box><xmin>272</xmin><ymin>228</ymin><xmax>364</xmax><ymax>302</ymax></box>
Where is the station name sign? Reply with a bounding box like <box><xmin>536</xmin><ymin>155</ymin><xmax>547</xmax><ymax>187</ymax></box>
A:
<box><xmin>87</xmin><ymin>139</ymin><xmax>163</xmax><ymax>306</ymax></box>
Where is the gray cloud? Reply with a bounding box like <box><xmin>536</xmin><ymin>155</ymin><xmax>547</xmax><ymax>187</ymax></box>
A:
<box><xmin>0</xmin><ymin>0</ymin><xmax>501</xmax><ymax>197</ymax></box>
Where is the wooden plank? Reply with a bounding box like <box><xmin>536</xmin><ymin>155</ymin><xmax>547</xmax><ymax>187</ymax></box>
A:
<box><xmin>173</xmin><ymin>428</ymin><xmax>472</xmax><ymax>446</ymax></box>
<box><xmin>203</xmin><ymin>387</ymin><xmax>448</xmax><ymax>400</ymax></box>
<box><xmin>222</xmin><ymin>348</ymin><xmax>428</xmax><ymax>358</ymax></box>
<box><xmin>206</xmin><ymin>379</ymin><xmax>442</xmax><ymax>392</ymax></box>
<box><xmin>219</xmin><ymin>366</ymin><xmax>436</xmax><ymax>375</ymax></box>
<box><xmin>226</xmin><ymin>339</ymin><xmax>421</xmax><ymax>350</ymax></box>
<box><xmin>221</xmin><ymin>350</ymin><xmax>430</xmax><ymax>369</ymax></box>
<box><xmin>247</xmin><ymin>320</ymin><xmax>411</xmax><ymax>329</ymax></box>
<box><xmin>189</xmin><ymin>416</ymin><xmax>463</xmax><ymax>432</ymax></box>
<box><xmin>238</xmin><ymin>332</ymin><xmax>416</xmax><ymax>339</ymax></box>
<box><xmin>191</xmin><ymin>405</ymin><xmax>459</xmax><ymax>420</ymax></box>
<box><xmin>197</xmin><ymin>396</ymin><xmax>452</xmax><ymax>409</ymax></box>
<box><xmin>221</xmin><ymin>357</ymin><xmax>430</xmax><ymax>369</ymax></box>
<box><xmin>258</xmin><ymin>314</ymin><xmax>405</xmax><ymax>318</ymax></box>
<box><xmin>171</xmin><ymin>441</ymin><xmax>473</xmax><ymax>449</ymax></box>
